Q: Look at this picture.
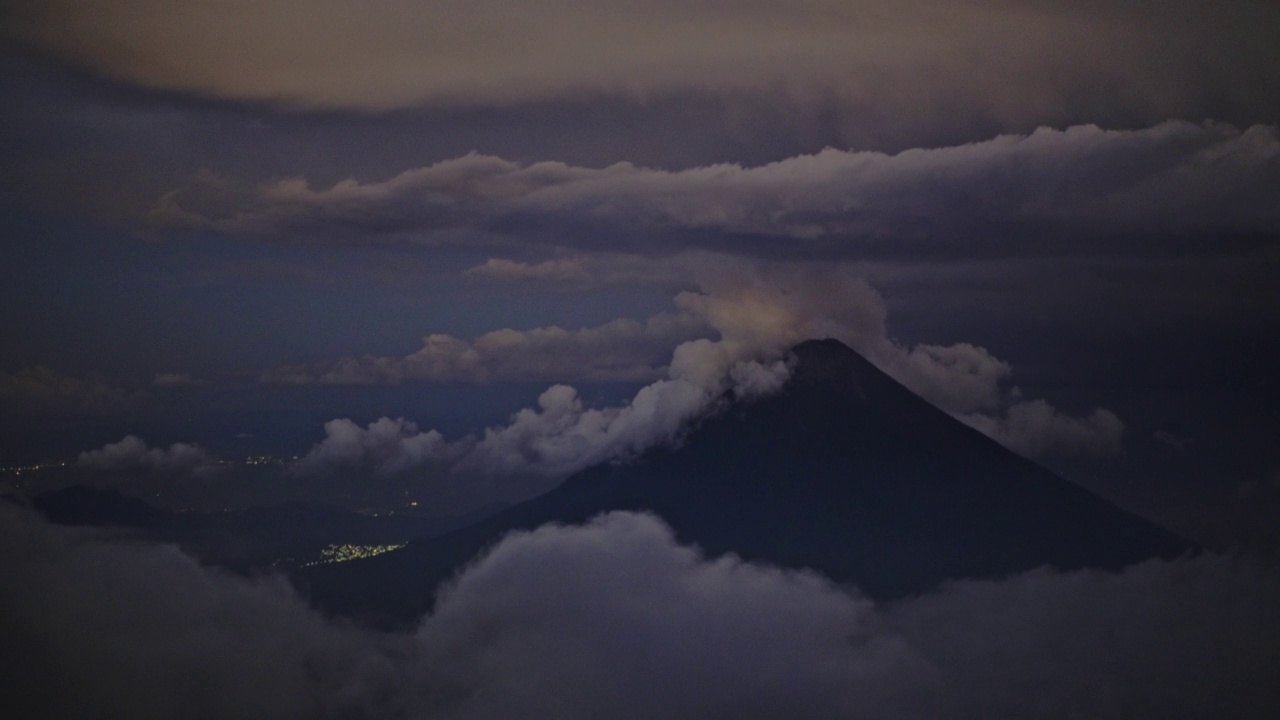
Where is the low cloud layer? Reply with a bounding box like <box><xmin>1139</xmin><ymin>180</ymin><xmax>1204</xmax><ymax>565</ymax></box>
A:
<box><xmin>287</xmin><ymin>270</ymin><xmax>878</xmax><ymax>495</ymax></box>
<box><xmin>264</xmin><ymin>313</ymin><xmax>707</xmax><ymax>385</ymax></box>
<box><xmin>157</xmin><ymin>122</ymin><xmax>1280</xmax><ymax>262</ymax></box>
<box><xmin>289</xmin><ymin>268</ymin><xmax>1125</xmax><ymax>503</ymax></box>
<box><xmin>4</xmin><ymin>505</ymin><xmax>1278</xmax><ymax>719</ymax></box>
<box><xmin>294</xmin><ymin>348</ymin><xmax>790</xmax><ymax>504</ymax></box>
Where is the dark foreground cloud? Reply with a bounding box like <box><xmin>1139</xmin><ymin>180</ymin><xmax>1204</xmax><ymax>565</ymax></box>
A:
<box><xmin>3</xmin><ymin>505</ymin><xmax>1278</xmax><ymax>719</ymax></box>
<box><xmin>0</xmin><ymin>506</ymin><xmax>417</xmax><ymax>720</ymax></box>
<box><xmin>155</xmin><ymin>122</ymin><xmax>1280</xmax><ymax>261</ymax></box>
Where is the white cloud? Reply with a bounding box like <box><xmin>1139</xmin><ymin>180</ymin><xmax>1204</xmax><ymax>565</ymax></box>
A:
<box><xmin>76</xmin><ymin>435</ymin><xmax>219</xmax><ymax>474</ymax></box>
<box><xmin>889</xmin><ymin>343</ymin><xmax>1011</xmax><ymax>414</ymax></box>
<box><xmin>419</xmin><ymin>511</ymin><xmax>924</xmax><ymax>719</ymax></box>
<box><xmin>291</xmin><ymin>280</ymin><xmax>807</xmax><ymax>495</ymax></box>
<box><xmin>960</xmin><ymin>401</ymin><xmax>1126</xmax><ymax>459</ymax></box>
<box><xmin>458</xmin><ymin>349</ymin><xmax>790</xmax><ymax>479</ymax></box>
<box><xmin>292</xmin><ymin>418</ymin><xmax>463</xmax><ymax>478</ymax></box>
<box><xmin>294</xmin><ymin>350</ymin><xmax>789</xmax><ymax>499</ymax></box>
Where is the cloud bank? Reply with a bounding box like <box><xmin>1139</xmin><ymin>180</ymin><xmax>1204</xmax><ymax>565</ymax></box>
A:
<box><xmin>4</xmin><ymin>506</ymin><xmax>1278</xmax><ymax>719</ymax></box>
<box><xmin>8</xmin><ymin>0</ymin><xmax>1279</xmax><ymax>125</ymax></box>
<box><xmin>157</xmin><ymin>122</ymin><xmax>1280</xmax><ymax>261</ymax></box>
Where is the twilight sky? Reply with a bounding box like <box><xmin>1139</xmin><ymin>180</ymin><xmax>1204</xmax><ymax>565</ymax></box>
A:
<box><xmin>2</xmin><ymin>1</ymin><xmax>1279</xmax><ymax>546</ymax></box>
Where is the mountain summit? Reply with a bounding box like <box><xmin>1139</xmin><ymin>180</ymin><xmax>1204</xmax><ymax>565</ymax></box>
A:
<box><xmin>301</xmin><ymin>339</ymin><xmax>1190</xmax><ymax>626</ymax></box>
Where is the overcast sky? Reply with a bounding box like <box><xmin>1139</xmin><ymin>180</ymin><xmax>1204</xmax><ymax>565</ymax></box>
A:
<box><xmin>2</xmin><ymin>1</ymin><xmax>1278</xmax><ymax>540</ymax></box>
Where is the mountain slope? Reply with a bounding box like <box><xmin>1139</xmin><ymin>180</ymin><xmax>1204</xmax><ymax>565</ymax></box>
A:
<box><xmin>299</xmin><ymin>339</ymin><xmax>1190</xmax><ymax>627</ymax></box>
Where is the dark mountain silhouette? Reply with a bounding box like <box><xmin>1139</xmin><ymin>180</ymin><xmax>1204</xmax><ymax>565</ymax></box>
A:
<box><xmin>299</xmin><ymin>339</ymin><xmax>1191</xmax><ymax>627</ymax></box>
<box><xmin>26</xmin><ymin>485</ymin><xmax>165</xmax><ymax>529</ymax></box>
<box><xmin>152</xmin><ymin>500</ymin><xmax>507</xmax><ymax>571</ymax></box>
<box><xmin>20</xmin><ymin>484</ymin><xmax>506</xmax><ymax>572</ymax></box>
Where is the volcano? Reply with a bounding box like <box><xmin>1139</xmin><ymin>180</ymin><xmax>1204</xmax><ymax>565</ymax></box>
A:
<box><xmin>299</xmin><ymin>339</ymin><xmax>1190</xmax><ymax>627</ymax></box>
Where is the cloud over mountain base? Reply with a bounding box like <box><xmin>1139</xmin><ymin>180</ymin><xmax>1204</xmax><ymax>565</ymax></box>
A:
<box><xmin>3</xmin><ymin>505</ymin><xmax>1277</xmax><ymax>719</ymax></box>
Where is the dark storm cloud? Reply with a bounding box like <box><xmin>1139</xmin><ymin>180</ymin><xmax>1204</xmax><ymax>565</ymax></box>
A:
<box><xmin>7</xmin><ymin>1</ymin><xmax>1279</xmax><ymax>131</ymax></box>
<box><xmin>156</xmin><ymin>122</ymin><xmax>1280</xmax><ymax>261</ymax></box>
<box><xmin>5</xmin><ymin>505</ymin><xmax>1279</xmax><ymax>719</ymax></box>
